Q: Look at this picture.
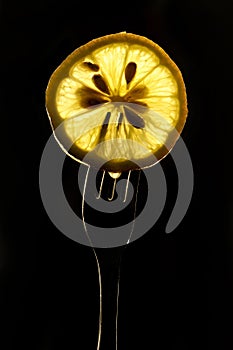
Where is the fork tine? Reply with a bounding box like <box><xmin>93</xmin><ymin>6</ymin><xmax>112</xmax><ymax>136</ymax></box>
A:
<box><xmin>108</xmin><ymin>177</ymin><xmax>117</xmax><ymax>201</ymax></box>
<box><xmin>123</xmin><ymin>170</ymin><xmax>132</xmax><ymax>203</ymax></box>
<box><xmin>96</xmin><ymin>170</ymin><xmax>106</xmax><ymax>199</ymax></box>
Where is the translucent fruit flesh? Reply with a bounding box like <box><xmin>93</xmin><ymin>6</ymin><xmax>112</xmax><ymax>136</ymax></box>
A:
<box><xmin>46</xmin><ymin>32</ymin><xmax>188</xmax><ymax>173</ymax></box>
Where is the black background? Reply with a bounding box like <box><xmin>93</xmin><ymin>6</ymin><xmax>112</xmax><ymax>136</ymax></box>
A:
<box><xmin>0</xmin><ymin>0</ymin><xmax>233</xmax><ymax>349</ymax></box>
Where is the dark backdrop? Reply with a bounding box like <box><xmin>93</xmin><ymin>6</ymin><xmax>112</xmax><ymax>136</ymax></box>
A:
<box><xmin>0</xmin><ymin>0</ymin><xmax>232</xmax><ymax>349</ymax></box>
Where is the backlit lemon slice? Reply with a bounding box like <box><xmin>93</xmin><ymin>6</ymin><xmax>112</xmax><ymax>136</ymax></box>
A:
<box><xmin>46</xmin><ymin>32</ymin><xmax>188</xmax><ymax>173</ymax></box>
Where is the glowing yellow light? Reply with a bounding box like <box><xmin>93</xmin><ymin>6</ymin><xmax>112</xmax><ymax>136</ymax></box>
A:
<box><xmin>46</xmin><ymin>32</ymin><xmax>188</xmax><ymax>174</ymax></box>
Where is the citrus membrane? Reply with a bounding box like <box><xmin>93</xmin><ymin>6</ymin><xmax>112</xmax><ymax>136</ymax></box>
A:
<box><xmin>46</xmin><ymin>32</ymin><xmax>188</xmax><ymax>173</ymax></box>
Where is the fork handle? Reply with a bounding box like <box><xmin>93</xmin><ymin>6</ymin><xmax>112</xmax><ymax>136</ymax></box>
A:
<box><xmin>94</xmin><ymin>245</ymin><xmax>125</xmax><ymax>350</ymax></box>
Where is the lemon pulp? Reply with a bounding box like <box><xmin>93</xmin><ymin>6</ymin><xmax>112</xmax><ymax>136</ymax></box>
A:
<box><xmin>46</xmin><ymin>32</ymin><xmax>188</xmax><ymax>173</ymax></box>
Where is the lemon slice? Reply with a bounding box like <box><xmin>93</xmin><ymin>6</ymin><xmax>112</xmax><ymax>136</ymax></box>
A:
<box><xmin>46</xmin><ymin>32</ymin><xmax>188</xmax><ymax>173</ymax></box>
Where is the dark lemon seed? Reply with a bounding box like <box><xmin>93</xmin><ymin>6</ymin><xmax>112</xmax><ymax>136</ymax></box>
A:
<box><xmin>117</xmin><ymin>112</ymin><xmax>124</xmax><ymax>130</ymax></box>
<box><xmin>82</xmin><ymin>61</ymin><xmax>99</xmax><ymax>72</ymax></box>
<box><xmin>133</xmin><ymin>100</ymin><xmax>148</xmax><ymax>106</ymax></box>
<box><xmin>88</xmin><ymin>99</ymin><xmax>104</xmax><ymax>106</ymax></box>
<box><xmin>131</xmin><ymin>86</ymin><xmax>145</xmax><ymax>93</ymax></box>
<box><xmin>125</xmin><ymin>62</ymin><xmax>137</xmax><ymax>84</ymax></box>
<box><xmin>102</xmin><ymin>111</ymin><xmax>111</xmax><ymax>127</ymax></box>
<box><xmin>99</xmin><ymin>112</ymin><xmax>111</xmax><ymax>142</ymax></box>
<box><xmin>80</xmin><ymin>97</ymin><xmax>108</xmax><ymax>108</ymax></box>
<box><xmin>92</xmin><ymin>74</ymin><xmax>110</xmax><ymax>95</ymax></box>
<box><xmin>77</xmin><ymin>86</ymin><xmax>109</xmax><ymax>108</ymax></box>
<box><xmin>124</xmin><ymin>107</ymin><xmax>145</xmax><ymax>129</ymax></box>
<box><xmin>127</xmin><ymin>85</ymin><xmax>148</xmax><ymax>100</ymax></box>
